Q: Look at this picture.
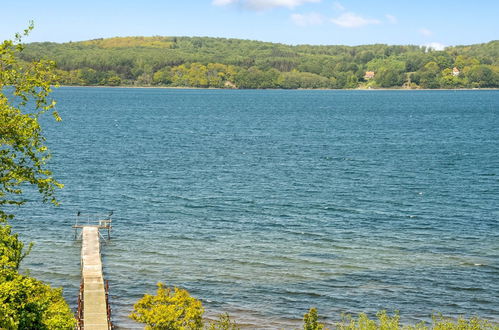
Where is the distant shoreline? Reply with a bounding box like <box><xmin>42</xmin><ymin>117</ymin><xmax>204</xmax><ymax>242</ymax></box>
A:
<box><xmin>29</xmin><ymin>38</ymin><xmax>499</xmax><ymax>90</ymax></box>
<box><xmin>55</xmin><ymin>85</ymin><xmax>499</xmax><ymax>91</ymax></box>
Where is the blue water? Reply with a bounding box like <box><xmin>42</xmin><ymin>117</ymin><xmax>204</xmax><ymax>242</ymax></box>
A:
<box><xmin>12</xmin><ymin>88</ymin><xmax>499</xmax><ymax>328</ymax></box>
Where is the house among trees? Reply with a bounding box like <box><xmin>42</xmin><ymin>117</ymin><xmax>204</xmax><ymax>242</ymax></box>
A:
<box><xmin>19</xmin><ymin>37</ymin><xmax>499</xmax><ymax>89</ymax></box>
<box><xmin>364</xmin><ymin>71</ymin><xmax>375</xmax><ymax>79</ymax></box>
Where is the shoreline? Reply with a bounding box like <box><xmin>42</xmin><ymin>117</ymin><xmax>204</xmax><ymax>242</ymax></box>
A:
<box><xmin>55</xmin><ymin>85</ymin><xmax>499</xmax><ymax>91</ymax></box>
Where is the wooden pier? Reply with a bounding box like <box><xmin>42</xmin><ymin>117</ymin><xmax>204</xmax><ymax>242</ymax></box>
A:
<box><xmin>74</xmin><ymin>213</ymin><xmax>113</xmax><ymax>329</ymax></box>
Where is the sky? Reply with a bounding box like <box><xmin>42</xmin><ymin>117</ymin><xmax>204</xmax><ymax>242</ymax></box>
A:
<box><xmin>1</xmin><ymin>0</ymin><xmax>498</xmax><ymax>48</ymax></box>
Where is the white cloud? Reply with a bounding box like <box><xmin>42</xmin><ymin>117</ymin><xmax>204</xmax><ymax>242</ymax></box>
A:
<box><xmin>425</xmin><ymin>42</ymin><xmax>446</xmax><ymax>51</ymax></box>
<box><xmin>331</xmin><ymin>12</ymin><xmax>380</xmax><ymax>28</ymax></box>
<box><xmin>385</xmin><ymin>14</ymin><xmax>397</xmax><ymax>24</ymax></box>
<box><xmin>333</xmin><ymin>1</ymin><xmax>345</xmax><ymax>11</ymax></box>
<box><xmin>212</xmin><ymin>0</ymin><xmax>321</xmax><ymax>11</ymax></box>
<box><xmin>419</xmin><ymin>28</ymin><xmax>433</xmax><ymax>36</ymax></box>
<box><xmin>291</xmin><ymin>12</ymin><xmax>324</xmax><ymax>26</ymax></box>
<box><xmin>212</xmin><ymin>0</ymin><xmax>236</xmax><ymax>5</ymax></box>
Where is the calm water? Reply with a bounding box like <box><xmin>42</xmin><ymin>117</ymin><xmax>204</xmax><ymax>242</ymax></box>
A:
<box><xmin>12</xmin><ymin>88</ymin><xmax>499</xmax><ymax>328</ymax></box>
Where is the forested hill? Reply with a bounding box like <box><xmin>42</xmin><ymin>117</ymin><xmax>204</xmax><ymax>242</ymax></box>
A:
<box><xmin>21</xmin><ymin>36</ymin><xmax>499</xmax><ymax>89</ymax></box>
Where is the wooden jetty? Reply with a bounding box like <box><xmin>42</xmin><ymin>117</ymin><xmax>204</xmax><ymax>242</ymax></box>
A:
<box><xmin>73</xmin><ymin>212</ymin><xmax>113</xmax><ymax>329</ymax></box>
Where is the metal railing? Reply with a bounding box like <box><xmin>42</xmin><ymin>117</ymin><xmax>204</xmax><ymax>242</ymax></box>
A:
<box><xmin>76</xmin><ymin>280</ymin><xmax>113</xmax><ymax>329</ymax></box>
<box><xmin>76</xmin><ymin>280</ymin><xmax>84</xmax><ymax>329</ymax></box>
<box><xmin>105</xmin><ymin>280</ymin><xmax>113</xmax><ymax>329</ymax></box>
<box><xmin>73</xmin><ymin>211</ymin><xmax>113</xmax><ymax>240</ymax></box>
<box><xmin>74</xmin><ymin>210</ymin><xmax>114</xmax><ymax>329</ymax></box>
<box><xmin>74</xmin><ymin>211</ymin><xmax>113</xmax><ymax>227</ymax></box>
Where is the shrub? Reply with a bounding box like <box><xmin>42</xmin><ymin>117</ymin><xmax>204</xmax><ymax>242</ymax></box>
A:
<box><xmin>0</xmin><ymin>224</ymin><xmax>75</xmax><ymax>329</ymax></box>
<box><xmin>431</xmin><ymin>314</ymin><xmax>497</xmax><ymax>330</ymax></box>
<box><xmin>130</xmin><ymin>282</ymin><xmax>204</xmax><ymax>329</ymax></box>
<box><xmin>334</xmin><ymin>310</ymin><xmax>497</xmax><ymax>330</ymax></box>
<box><xmin>208</xmin><ymin>313</ymin><xmax>240</xmax><ymax>330</ymax></box>
<box><xmin>304</xmin><ymin>307</ymin><xmax>325</xmax><ymax>330</ymax></box>
<box><xmin>338</xmin><ymin>311</ymin><xmax>400</xmax><ymax>330</ymax></box>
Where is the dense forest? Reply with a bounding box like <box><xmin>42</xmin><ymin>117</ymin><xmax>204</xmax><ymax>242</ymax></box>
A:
<box><xmin>20</xmin><ymin>36</ymin><xmax>499</xmax><ymax>89</ymax></box>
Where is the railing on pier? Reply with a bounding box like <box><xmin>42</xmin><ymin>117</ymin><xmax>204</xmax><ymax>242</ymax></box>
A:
<box><xmin>76</xmin><ymin>280</ymin><xmax>84</xmax><ymax>329</ymax></box>
<box><xmin>105</xmin><ymin>280</ymin><xmax>113</xmax><ymax>329</ymax></box>
<box><xmin>74</xmin><ymin>211</ymin><xmax>114</xmax><ymax>329</ymax></box>
<box><xmin>73</xmin><ymin>211</ymin><xmax>113</xmax><ymax>240</ymax></box>
<box><xmin>76</xmin><ymin>279</ymin><xmax>113</xmax><ymax>329</ymax></box>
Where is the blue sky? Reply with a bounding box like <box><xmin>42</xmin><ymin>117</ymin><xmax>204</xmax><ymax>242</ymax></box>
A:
<box><xmin>1</xmin><ymin>0</ymin><xmax>498</xmax><ymax>48</ymax></box>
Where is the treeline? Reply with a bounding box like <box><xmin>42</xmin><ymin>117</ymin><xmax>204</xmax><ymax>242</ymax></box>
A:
<box><xmin>20</xmin><ymin>36</ymin><xmax>499</xmax><ymax>89</ymax></box>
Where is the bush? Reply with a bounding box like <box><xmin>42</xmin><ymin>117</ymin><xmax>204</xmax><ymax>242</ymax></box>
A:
<box><xmin>0</xmin><ymin>224</ymin><xmax>75</xmax><ymax>329</ymax></box>
<box><xmin>331</xmin><ymin>310</ymin><xmax>497</xmax><ymax>330</ymax></box>
<box><xmin>304</xmin><ymin>308</ymin><xmax>325</xmax><ymax>330</ymax></box>
<box><xmin>208</xmin><ymin>313</ymin><xmax>240</xmax><ymax>330</ymax></box>
<box><xmin>338</xmin><ymin>311</ymin><xmax>400</xmax><ymax>330</ymax></box>
<box><xmin>130</xmin><ymin>283</ymin><xmax>204</xmax><ymax>329</ymax></box>
<box><xmin>432</xmin><ymin>314</ymin><xmax>497</xmax><ymax>330</ymax></box>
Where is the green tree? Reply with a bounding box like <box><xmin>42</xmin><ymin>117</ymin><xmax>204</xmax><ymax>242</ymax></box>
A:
<box><xmin>106</xmin><ymin>74</ymin><xmax>122</xmax><ymax>86</ymax></box>
<box><xmin>431</xmin><ymin>53</ymin><xmax>454</xmax><ymax>70</ymax></box>
<box><xmin>418</xmin><ymin>61</ymin><xmax>441</xmax><ymax>88</ymax></box>
<box><xmin>78</xmin><ymin>67</ymin><xmax>101</xmax><ymax>85</ymax></box>
<box><xmin>0</xmin><ymin>24</ymin><xmax>62</xmax><ymax>222</ymax></box>
<box><xmin>171</xmin><ymin>64</ymin><xmax>190</xmax><ymax>86</ymax></box>
<box><xmin>153</xmin><ymin>67</ymin><xmax>173</xmax><ymax>85</ymax></box>
<box><xmin>345</xmin><ymin>73</ymin><xmax>359</xmax><ymax>88</ymax></box>
<box><xmin>206</xmin><ymin>63</ymin><xmax>236</xmax><ymax>88</ymax></box>
<box><xmin>187</xmin><ymin>63</ymin><xmax>209</xmax><ymax>87</ymax></box>
<box><xmin>464</xmin><ymin>65</ymin><xmax>496</xmax><ymax>87</ymax></box>
<box><xmin>375</xmin><ymin>67</ymin><xmax>405</xmax><ymax>87</ymax></box>
<box><xmin>454</xmin><ymin>55</ymin><xmax>480</xmax><ymax>70</ymax></box>
<box><xmin>400</xmin><ymin>52</ymin><xmax>427</xmax><ymax>72</ymax></box>
<box><xmin>439</xmin><ymin>68</ymin><xmax>466</xmax><ymax>88</ymax></box>
<box><xmin>18</xmin><ymin>35</ymin><xmax>499</xmax><ymax>89</ymax></box>
<box><xmin>0</xmin><ymin>224</ymin><xmax>75</xmax><ymax>329</ymax></box>
<box><xmin>1</xmin><ymin>25</ymin><xmax>74</xmax><ymax>329</ymax></box>
<box><xmin>130</xmin><ymin>283</ymin><xmax>204</xmax><ymax>330</ymax></box>
<box><xmin>368</xmin><ymin>59</ymin><xmax>405</xmax><ymax>87</ymax></box>
<box><xmin>234</xmin><ymin>67</ymin><xmax>280</xmax><ymax>89</ymax></box>
<box><xmin>280</xmin><ymin>70</ymin><xmax>330</xmax><ymax>89</ymax></box>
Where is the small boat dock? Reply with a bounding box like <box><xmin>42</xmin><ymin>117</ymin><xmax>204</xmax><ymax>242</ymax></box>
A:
<box><xmin>73</xmin><ymin>212</ymin><xmax>113</xmax><ymax>329</ymax></box>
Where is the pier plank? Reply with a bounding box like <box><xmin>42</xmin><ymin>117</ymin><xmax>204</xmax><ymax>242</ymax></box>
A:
<box><xmin>81</xmin><ymin>226</ymin><xmax>109</xmax><ymax>329</ymax></box>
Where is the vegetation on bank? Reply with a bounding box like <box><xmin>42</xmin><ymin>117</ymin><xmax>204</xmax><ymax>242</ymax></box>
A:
<box><xmin>0</xmin><ymin>225</ymin><xmax>75</xmax><ymax>329</ymax></box>
<box><xmin>20</xmin><ymin>36</ymin><xmax>499</xmax><ymax>89</ymax></box>
<box><xmin>130</xmin><ymin>283</ymin><xmax>204</xmax><ymax>329</ymax></box>
<box><xmin>131</xmin><ymin>284</ymin><xmax>498</xmax><ymax>329</ymax></box>
<box><xmin>1</xmin><ymin>26</ymin><xmax>74</xmax><ymax>329</ymax></box>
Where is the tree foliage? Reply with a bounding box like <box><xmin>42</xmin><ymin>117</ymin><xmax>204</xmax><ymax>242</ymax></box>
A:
<box><xmin>0</xmin><ymin>26</ymin><xmax>74</xmax><ymax>329</ymax></box>
<box><xmin>304</xmin><ymin>308</ymin><xmax>325</xmax><ymax>330</ymax></box>
<box><xmin>0</xmin><ymin>23</ymin><xmax>62</xmax><ymax>222</ymax></box>
<box><xmin>338</xmin><ymin>311</ymin><xmax>401</xmax><ymax>330</ymax></box>
<box><xmin>0</xmin><ymin>224</ymin><xmax>75</xmax><ymax>329</ymax></box>
<box><xmin>317</xmin><ymin>309</ymin><xmax>497</xmax><ymax>330</ymax></box>
<box><xmin>130</xmin><ymin>283</ymin><xmax>204</xmax><ymax>330</ymax></box>
<box><xmin>19</xmin><ymin>36</ymin><xmax>499</xmax><ymax>89</ymax></box>
<box><xmin>207</xmin><ymin>313</ymin><xmax>240</xmax><ymax>330</ymax></box>
<box><xmin>130</xmin><ymin>283</ymin><xmax>245</xmax><ymax>330</ymax></box>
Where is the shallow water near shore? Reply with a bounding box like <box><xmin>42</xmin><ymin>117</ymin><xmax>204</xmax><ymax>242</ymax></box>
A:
<box><xmin>12</xmin><ymin>88</ymin><xmax>499</xmax><ymax>328</ymax></box>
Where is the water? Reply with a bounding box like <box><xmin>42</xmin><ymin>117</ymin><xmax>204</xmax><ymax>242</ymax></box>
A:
<box><xmin>11</xmin><ymin>88</ymin><xmax>499</xmax><ymax>328</ymax></box>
